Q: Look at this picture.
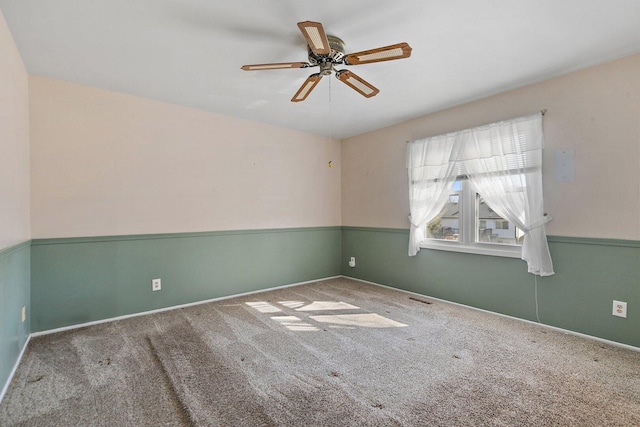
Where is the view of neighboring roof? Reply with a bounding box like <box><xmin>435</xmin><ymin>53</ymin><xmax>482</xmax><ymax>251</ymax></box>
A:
<box><xmin>439</xmin><ymin>201</ymin><xmax>505</xmax><ymax>220</ymax></box>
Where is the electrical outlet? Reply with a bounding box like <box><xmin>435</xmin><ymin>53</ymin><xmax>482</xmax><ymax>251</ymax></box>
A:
<box><xmin>612</xmin><ymin>300</ymin><xmax>627</xmax><ymax>318</ymax></box>
<box><xmin>349</xmin><ymin>257</ymin><xmax>356</xmax><ymax>268</ymax></box>
<box><xmin>21</xmin><ymin>306</ymin><xmax>26</xmax><ymax>323</ymax></box>
<box><xmin>152</xmin><ymin>278</ymin><xmax>161</xmax><ymax>291</ymax></box>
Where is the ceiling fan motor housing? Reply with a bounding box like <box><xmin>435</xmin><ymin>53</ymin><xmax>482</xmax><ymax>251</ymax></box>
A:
<box><xmin>308</xmin><ymin>35</ymin><xmax>346</xmax><ymax>75</ymax></box>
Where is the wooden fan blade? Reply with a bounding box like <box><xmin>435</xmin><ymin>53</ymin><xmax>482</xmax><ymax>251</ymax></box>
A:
<box><xmin>297</xmin><ymin>21</ymin><xmax>330</xmax><ymax>55</ymax></box>
<box><xmin>344</xmin><ymin>42</ymin><xmax>412</xmax><ymax>65</ymax></box>
<box><xmin>336</xmin><ymin>70</ymin><xmax>379</xmax><ymax>98</ymax></box>
<box><xmin>241</xmin><ymin>62</ymin><xmax>310</xmax><ymax>71</ymax></box>
<box><xmin>291</xmin><ymin>74</ymin><xmax>322</xmax><ymax>102</ymax></box>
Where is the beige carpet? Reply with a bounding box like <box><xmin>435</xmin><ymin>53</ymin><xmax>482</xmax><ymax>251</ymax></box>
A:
<box><xmin>1</xmin><ymin>278</ymin><xmax>639</xmax><ymax>426</ymax></box>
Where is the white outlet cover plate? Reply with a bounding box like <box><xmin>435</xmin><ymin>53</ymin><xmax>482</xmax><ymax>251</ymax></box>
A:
<box><xmin>152</xmin><ymin>278</ymin><xmax>161</xmax><ymax>291</ymax></box>
<box><xmin>612</xmin><ymin>300</ymin><xmax>627</xmax><ymax>318</ymax></box>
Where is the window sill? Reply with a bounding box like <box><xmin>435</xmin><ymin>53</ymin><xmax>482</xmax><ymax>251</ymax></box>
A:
<box><xmin>419</xmin><ymin>240</ymin><xmax>522</xmax><ymax>258</ymax></box>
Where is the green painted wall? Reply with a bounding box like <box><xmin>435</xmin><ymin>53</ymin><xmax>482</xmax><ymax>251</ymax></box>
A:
<box><xmin>341</xmin><ymin>227</ymin><xmax>640</xmax><ymax>348</ymax></box>
<box><xmin>23</xmin><ymin>225</ymin><xmax>640</xmax><ymax>348</ymax></box>
<box><xmin>31</xmin><ymin>227</ymin><xmax>341</xmax><ymax>332</ymax></box>
<box><xmin>0</xmin><ymin>242</ymin><xmax>31</xmax><ymax>390</ymax></box>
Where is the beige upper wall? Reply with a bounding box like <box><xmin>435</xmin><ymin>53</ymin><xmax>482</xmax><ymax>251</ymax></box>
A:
<box><xmin>0</xmin><ymin>10</ymin><xmax>29</xmax><ymax>250</ymax></box>
<box><xmin>30</xmin><ymin>76</ymin><xmax>341</xmax><ymax>238</ymax></box>
<box><xmin>342</xmin><ymin>54</ymin><xmax>640</xmax><ymax>240</ymax></box>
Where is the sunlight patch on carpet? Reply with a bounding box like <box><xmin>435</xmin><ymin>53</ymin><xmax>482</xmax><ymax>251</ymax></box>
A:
<box><xmin>271</xmin><ymin>316</ymin><xmax>320</xmax><ymax>331</ymax></box>
<box><xmin>310</xmin><ymin>313</ymin><xmax>408</xmax><ymax>329</ymax></box>
<box><xmin>278</xmin><ymin>301</ymin><xmax>306</xmax><ymax>309</ymax></box>
<box><xmin>247</xmin><ymin>299</ymin><xmax>407</xmax><ymax>331</ymax></box>
<box><xmin>292</xmin><ymin>301</ymin><xmax>360</xmax><ymax>311</ymax></box>
<box><xmin>245</xmin><ymin>301</ymin><xmax>282</xmax><ymax>313</ymax></box>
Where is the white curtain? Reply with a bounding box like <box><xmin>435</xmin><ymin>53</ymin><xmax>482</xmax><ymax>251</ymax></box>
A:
<box><xmin>407</xmin><ymin>113</ymin><xmax>554</xmax><ymax>276</ymax></box>
<box><xmin>406</xmin><ymin>134</ymin><xmax>459</xmax><ymax>256</ymax></box>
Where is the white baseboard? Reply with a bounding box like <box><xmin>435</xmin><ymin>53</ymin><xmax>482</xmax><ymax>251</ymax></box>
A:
<box><xmin>343</xmin><ymin>275</ymin><xmax>640</xmax><ymax>353</ymax></box>
<box><xmin>31</xmin><ymin>276</ymin><xmax>341</xmax><ymax>338</ymax></box>
<box><xmin>0</xmin><ymin>334</ymin><xmax>31</xmax><ymax>405</ymax></box>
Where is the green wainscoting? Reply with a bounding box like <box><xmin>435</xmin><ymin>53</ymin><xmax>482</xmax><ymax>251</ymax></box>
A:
<box><xmin>31</xmin><ymin>227</ymin><xmax>341</xmax><ymax>332</ymax></box>
<box><xmin>0</xmin><ymin>241</ymin><xmax>31</xmax><ymax>393</ymax></box>
<box><xmin>341</xmin><ymin>227</ymin><xmax>640</xmax><ymax>348</ymax></box>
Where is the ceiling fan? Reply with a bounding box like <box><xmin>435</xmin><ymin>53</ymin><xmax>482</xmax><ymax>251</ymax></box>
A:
<box><xmin>241</xmin><ymin>21</ymin><xmax>412</xmax><ymax>102</ymax></box>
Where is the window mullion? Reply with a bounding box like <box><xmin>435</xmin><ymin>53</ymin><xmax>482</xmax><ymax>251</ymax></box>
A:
<box><xmin>461</xmin><ymin>180</ymin><xmax>475</xmax><ymax>245</ymax></box>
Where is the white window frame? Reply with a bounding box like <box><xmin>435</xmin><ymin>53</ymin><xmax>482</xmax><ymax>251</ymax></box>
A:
<box><xmin>419</xmin><ymin>179</ymin><xmax>522</xmax><ymax>258</ymax></box>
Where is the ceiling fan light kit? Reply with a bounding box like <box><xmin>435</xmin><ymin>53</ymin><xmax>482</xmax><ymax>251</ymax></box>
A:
<box><xmin>241</xmin><ymin>21</ymin><xmax>412</xmax><ymax>102</ymax></box>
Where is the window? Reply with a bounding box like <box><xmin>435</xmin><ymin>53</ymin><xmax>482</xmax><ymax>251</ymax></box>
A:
<box><xmin>423</xmin><ymin>180</ymin><xmax>522</xmax><ymax>258</ymax></box>
<box><xmin>426</xmin><ymin>189</ymin><xmax>460</xmax><ymax>242</ymax></box>
<box><xmin>406</xmin><ymin>112</ymin><xmax>553</xmax><ymax>275</ymax></box>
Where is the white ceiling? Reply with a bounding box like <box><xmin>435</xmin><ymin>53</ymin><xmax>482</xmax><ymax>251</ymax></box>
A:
<box><xmin>1</xmin><ymin>0</ymin><xmax>639</xmax><ymax>139</ymax></box>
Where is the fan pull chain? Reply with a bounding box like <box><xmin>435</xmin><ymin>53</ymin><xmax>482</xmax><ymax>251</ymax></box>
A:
<box><xmin>328</xmin><ymin>76</ymin><xmax>333</xmax><ymax>136</ymax></box>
